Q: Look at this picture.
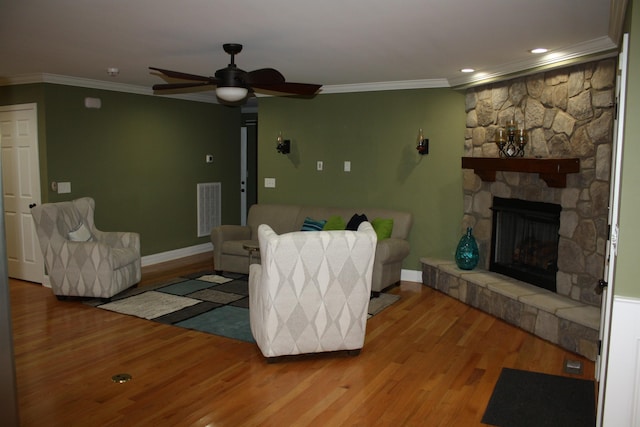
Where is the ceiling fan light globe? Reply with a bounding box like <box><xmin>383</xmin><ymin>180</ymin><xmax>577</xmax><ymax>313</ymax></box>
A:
<box><xmin>216</xmin><ymin>87</ymin><xmax>248</xmax><ymax>102</ymax></box>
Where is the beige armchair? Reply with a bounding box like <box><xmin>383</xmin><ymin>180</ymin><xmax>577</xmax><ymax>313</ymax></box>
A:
<box><xmin>212</xmin><ymin>203</ymin><xmax>412</xmax><ymax>293</ymax></box>
<box><xmin>31</xmin><ymin>197</ymin><xmax>141</xmax><ymax>299</ymax></box>
<box><xmin>249</xmin><ymin>222</ymin><xmax>377</xmax><ymax>359</ymax></box>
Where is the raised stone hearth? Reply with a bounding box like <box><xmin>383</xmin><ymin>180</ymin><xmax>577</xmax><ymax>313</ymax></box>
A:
<box><xmin>421</xmin><ymin>257</ymin><xmax>599</xmax><ymax>360</ymax></box>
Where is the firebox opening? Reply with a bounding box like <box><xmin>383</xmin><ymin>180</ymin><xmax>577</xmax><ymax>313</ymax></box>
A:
<box><xmin>490</xmin><ymin>197</ymin><xmax>561</xmax><ymax>292</ymax></box>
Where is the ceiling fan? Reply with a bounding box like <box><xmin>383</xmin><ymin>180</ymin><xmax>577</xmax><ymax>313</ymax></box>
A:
<box><xmin>150</xmin><ymin>43</ymin><xmax>322</xmax><ymax>104</ymax></box>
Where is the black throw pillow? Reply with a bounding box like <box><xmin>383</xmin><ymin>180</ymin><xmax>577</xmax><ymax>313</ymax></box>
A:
<box><xmin>346</xmin><ymin>213</ymin><xmax>368</xmax><ymax>231</ymax></box>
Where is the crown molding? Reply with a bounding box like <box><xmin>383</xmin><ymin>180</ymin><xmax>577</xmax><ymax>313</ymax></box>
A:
<box><xmin>319</xmin><ymin>78</ymin><xmax>451</xmax><ymax>94</ymax></box>
<box><xmin>0</xmin><ymin>73</ymin><xmax>219</xmax><ymax>104</ymax></box>
<box><xmin>609</xmin><ymin>0</ymin><xmax>629</xmax><ymax>46</ymax></box>
<box><xmin>0</xmin><ymin>72</ymin><xmax>451</xmax><ymax>97</ymax></box>
<box><xmin>448</xmin><ymin>36</ymin><xmax>619</xmax><ymax>88</ymax></box>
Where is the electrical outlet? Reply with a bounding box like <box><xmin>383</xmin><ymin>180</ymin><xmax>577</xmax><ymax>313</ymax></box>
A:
<box><xmin>264</xmin><ymin>177</ymin><xmax>276</xmax><ymax>188</ymax></box>
<box><xmin>564</xmin><ymin>359</ymin><xmax>583</xmax><ymax>374</ymax></box>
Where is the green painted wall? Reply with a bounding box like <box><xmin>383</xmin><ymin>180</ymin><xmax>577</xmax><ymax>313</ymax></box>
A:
<box><xmin>616</xmin><ymin>0</ymin><xmax>640</xmax><ymax>298</ymax></box>
<box><xmin>0</xmin><ymin>83</ymin><xmax>241</xmax><ymax>256</ymax></box>
<box><xmin>257</xmin><ymin>89</ymin><xmax>466</xmax><ymax>271</ymax></box>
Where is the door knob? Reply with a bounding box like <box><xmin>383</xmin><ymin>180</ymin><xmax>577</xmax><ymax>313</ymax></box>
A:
<box><xmin>29</xmin><ymin>203</ymin><xmax>37</xmax><ymax>209</ymax></box>
<box><xmin>595</xmin><ymin>279</ymin><xmax>608</xmax><ymax>295</ymax></box>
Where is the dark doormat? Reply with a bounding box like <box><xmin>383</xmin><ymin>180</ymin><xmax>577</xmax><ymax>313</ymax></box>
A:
<box><xmin>481</xmin><ymin>367</ymin><xmax>595</xmax><ymax>427</ymax></box>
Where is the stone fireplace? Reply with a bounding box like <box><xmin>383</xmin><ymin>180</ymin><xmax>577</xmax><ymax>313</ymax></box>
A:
<box><xmin>462</xmin><ymin>58</ymin><xmax>615</xmax><ymax>308</ymax></box>
<box><xmin>421</xmin><ymin>58</ymin><xmax>615</xmax><ymax>360</ymax></box>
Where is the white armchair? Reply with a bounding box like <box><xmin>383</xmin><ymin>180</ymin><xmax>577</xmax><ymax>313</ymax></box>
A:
<box><xmin>31</xmin><ymin>197</ymin><xmax>141</xmax><ymax>299</ymax></box>
<box><xmin>249</xmin><ymin>222</ymin><xmax>377</xmax><ymax>359</ymax></box>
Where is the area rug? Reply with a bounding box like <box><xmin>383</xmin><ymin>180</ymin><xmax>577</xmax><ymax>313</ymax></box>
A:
<box><xmin>481</xmin><ymin>367</ymin><xmax>596</xmax><ymax>427</ymax></box>
<box><xmin>90</xmin><ymin>272</ymin><xmax>400</xmax><ymax>343</ymax></box>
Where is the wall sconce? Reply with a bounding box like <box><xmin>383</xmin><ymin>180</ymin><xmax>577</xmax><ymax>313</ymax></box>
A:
<box><xmin>494</xmin><ymin>120</ymin><xmax>527</xmax><ymax>157</ymax></box>
<box><xmin>416</xmin><ymin>128</ymin><xmax>429</xmax><ymax>155</ymax></box>
<box><xmin>276</xmin><ymin>132</ymin><xmax>290</xmax><ymax>154</ymax></box>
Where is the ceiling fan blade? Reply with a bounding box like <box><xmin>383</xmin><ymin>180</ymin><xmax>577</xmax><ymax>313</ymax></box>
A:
<box><xmin>150</xmin><ymin>44</ymin><xmax>320</xmax><ymax>100</ymax></box>
<box><xmin>152</xmin><ymin>82</ymin><xmax>215</xmax><ymax>91</ymax></box>
<box><xmin>250</xmin><ymin>81</ymin><xmax>322</xmax><ymax>95</ymax></box>
<box><xmin>246</xmin><ymin>68</ymin><xmax>285</xmax><ymax>84</ymax></box>
<box><xmin>149</xmin><ymin>67</ymin><xmax>212</xmax><ymax>82</ymax></box>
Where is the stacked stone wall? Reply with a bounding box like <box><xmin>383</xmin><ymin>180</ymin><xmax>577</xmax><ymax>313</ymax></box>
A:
<box><xmin>463</xmin><ymin>58</ymin><xmax>616</xmax><ymax>307</ymax></box>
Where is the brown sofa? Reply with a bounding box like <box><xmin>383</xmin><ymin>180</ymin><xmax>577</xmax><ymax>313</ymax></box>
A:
<box><xmin>210</xmin><ymin>204</ymin><xmax>413</xmax><ymax>293</ymax></box>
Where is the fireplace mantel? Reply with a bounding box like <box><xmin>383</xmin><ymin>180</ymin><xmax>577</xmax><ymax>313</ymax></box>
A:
<box><xmin>461</xmin><ymin>157</ymin><xmax>580</xmax><ymax>188</ymax></box>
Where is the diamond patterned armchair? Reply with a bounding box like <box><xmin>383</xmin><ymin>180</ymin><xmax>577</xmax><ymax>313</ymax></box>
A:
<box><xmin>249</xmin><ymin>222</ymin><xmax>377</xmax><ymax>359</ymax></box>
<box><xmin>31</xmin><ymin>197</ymin><xmax>141</xmax><ymax>299</ymax></box>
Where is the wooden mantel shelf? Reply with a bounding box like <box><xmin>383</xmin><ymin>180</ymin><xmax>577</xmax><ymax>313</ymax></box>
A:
<box><xmin>461</xmin><ymin>157</ymin><xmax>580</xmax><ymax>188</ymax></box>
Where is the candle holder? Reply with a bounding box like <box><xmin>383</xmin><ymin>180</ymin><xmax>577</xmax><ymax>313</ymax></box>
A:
<box><xmin>495</xmin><ymin>120</ymin><xmax>527</xmax><ymax>158</ymax></box>
<box><xmin>416</xmin><ymin>128</ymin><xmax>429</xmax><ymax>155</ymax></box>
<box><xmin>276</xmin><ymin>131</ymin><xmax>290</xmax><ymax>154</ymax></box>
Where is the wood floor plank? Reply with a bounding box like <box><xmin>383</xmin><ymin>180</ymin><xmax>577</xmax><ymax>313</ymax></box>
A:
<box><xmin>10</xmin><ymin>254</ymin><xmax>595</xmax><ymax>426</ymax></box>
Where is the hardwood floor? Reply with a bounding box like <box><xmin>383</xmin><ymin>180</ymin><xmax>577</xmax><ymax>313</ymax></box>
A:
<box><xmin>10</xmin><ymin>253</ymin><xmax>595</xmax><ymax>426</ymax></box>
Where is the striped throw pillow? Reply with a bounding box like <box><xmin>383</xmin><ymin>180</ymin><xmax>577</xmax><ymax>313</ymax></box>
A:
<box><xmin>301</xmin><ymin>217</ymin><xmax>327</xmax><ymax>231</ymax></box>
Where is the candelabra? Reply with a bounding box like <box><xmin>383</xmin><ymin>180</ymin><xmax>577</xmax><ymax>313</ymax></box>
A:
<box><xmin>495</xmin><ymin>120</ymin><xmax>527</xmax><ymax>158</ymax></box>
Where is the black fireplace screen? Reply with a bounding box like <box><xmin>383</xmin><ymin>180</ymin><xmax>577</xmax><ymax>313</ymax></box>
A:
<box><xmin>490</xmin><ymin>197</ymin><xmax>561</xmax><ymax>292</ymax></box>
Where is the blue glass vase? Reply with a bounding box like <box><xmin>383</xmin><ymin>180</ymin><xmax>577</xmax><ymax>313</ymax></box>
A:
<box><xmin>455</xmin><ymin>227</ymin><xmax>479</xmax><ymax>270</ymax></box>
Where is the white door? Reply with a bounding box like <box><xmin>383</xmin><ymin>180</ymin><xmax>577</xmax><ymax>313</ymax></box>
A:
<box><xmin>595</xmin><ymin>34</ymin><xmax>628</xmax><ymax>426</ymax></box>
<box><xmin>240</xmin><ymin>126</ymin><xmax>248</xmax><ymax>226</ymax></box>
<box><xmin>0</xmin><ymin>103</ymin><xmax>43</xmax><ymax>284</ymax></box>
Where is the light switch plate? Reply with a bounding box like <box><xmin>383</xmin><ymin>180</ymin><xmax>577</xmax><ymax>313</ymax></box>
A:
<box><xmin>344</xmin><ymin>161</ymin><xmax>351</xmax><ymax>172</ymax></box>
<box><xmin>57</xmin><ymin>182</ymin><xmax>71</xmax><ymax>194</ymax></box>
<box><xmin>317</xmin><ymin>161</ymin><xmax>323</xmax><ymax>171</ymax></box>
<box><xmin>264</xmin><ymin>177</ymin><xmax>276</xmax><ymax>188</ymax></box>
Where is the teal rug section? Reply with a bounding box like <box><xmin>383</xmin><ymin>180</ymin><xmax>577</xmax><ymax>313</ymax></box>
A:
<box><xmin>176</xmin><ymin>305</ymin><xmax>255</xmax><ymax>343</ymax></box>
<box><xmin>93</xmin><ymin>272</ymin><xmax>400</xmax><ymax>344</ymax></box>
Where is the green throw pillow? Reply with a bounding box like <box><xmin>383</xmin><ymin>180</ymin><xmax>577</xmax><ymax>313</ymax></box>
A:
<box><xmin>371</xmin><ymin>218</ymin><xmax>394</xmax><ymax>240</ymax></box>
<box><xmin>323</xmin><ymin>215</ymin><xmax>346</xmax><ymax>230</ymax></box>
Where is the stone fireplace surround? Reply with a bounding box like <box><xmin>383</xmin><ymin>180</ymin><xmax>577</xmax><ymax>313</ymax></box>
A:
<box><xmin>421</xmin><ymin>58</ymin><xmax>615</xmax><ymax>361</ymax></box>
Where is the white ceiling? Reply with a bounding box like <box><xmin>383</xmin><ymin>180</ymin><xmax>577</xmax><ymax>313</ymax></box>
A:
<box><xmin>0</xmin><ymin>0</ymin><xmax>624</xmax><ymax>101</ymax></box>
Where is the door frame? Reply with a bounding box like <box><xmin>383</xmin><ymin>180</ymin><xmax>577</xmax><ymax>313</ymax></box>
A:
<box><xmin>596</xmin><ymin>33</ymin><xmax>628</xmax><ymax>426</ymax></box>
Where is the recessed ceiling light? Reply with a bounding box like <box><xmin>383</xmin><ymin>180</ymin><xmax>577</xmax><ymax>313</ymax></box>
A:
<box><xmin>460</xmin><ymin>68</ymin><xmax>475</xmax><ymax>73</ymax></box>
<box><xmin>530</xmin><ymin>48</ymin><xmax>548</xmax><ymax>54</ymax></box>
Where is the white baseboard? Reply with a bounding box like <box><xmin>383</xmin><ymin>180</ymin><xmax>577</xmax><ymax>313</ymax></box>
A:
<box><xmin>141</xmin><ymin>243</ymin><xmax>213</xmax><ymax>267</ymax></box>
<box><xmin>601</xmin><ymin>295</ymin><xmax>640</xmax><ymax>426</ymax></box>
<box><xmin>401</xmin><ymin>269</ymin><xmax>422</xmax><ymax>283</ymax></box>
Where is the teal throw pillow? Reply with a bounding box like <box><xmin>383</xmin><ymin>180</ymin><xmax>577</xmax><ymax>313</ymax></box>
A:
<box><xmin>323</xmin><ymin>215</ymin><xmax>346</xmax><ymax>230</ymax></box>
<box><xmin>301</xmin><ymin>217</ymin><xmax>327</xmax><ymax>231</ymax></box>
<box><xmin>371</xmin><ymin>218</ymin><xmax>394</xmax><ymax>240</ymax></box>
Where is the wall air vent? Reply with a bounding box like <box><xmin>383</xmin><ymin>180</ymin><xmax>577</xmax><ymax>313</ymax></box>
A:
<box><xmin>197</xmin><ymin>182</ymin><xmax>221</xmax><ymax>237</ymax></box>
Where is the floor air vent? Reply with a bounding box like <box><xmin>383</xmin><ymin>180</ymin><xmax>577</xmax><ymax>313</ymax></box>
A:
<box><xmin>197</xmin><ymin>182</ymin><xmax>221</xmax><ymax>237</ymax></box>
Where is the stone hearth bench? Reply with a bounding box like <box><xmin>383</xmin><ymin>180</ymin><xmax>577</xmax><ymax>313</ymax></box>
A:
<box><xmin>421</xmin><ymin>257</ymin><xmax>600</xmax><ymax>361</ymax></box>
